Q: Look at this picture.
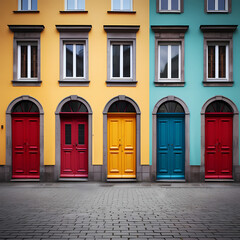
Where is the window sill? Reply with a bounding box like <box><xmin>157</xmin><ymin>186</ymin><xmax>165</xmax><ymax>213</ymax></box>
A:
<box><xmin>107</xmin><ymin>10</ymin><xmax>136</xmax><ymax>14</ymax></box>
<box><xmin>157</xmin><ymin>10</ymin><xmax>181</xmax><ymax>14</ymax></box>
<box><xmin>206</xmin><ymin>11</ymin><xmax>229</xmax><ymax>14</ymax></box>
<box><xmin>12</xmin><ymin>80</ymin><xmax>42</xmax><ymax>86</ymax></box>
<box><xmin>59</xmin><ymin>80</ymin><xmax>90</xmax><ymax>86</ymax></box>
<box><xmin>59</xmin><ymin>10</ymin><xmax>88</xmax><ymax>13</ymax></box>
<box><xmin>106</xmin><ymin>80</ymin><xmax>137</xmax><ymax>87</ymax></box>
<box><xmin>154</xmin><ymin>81</ymin><xmax>185</xmax><ymax>87</ymax></box>
<box><xmin>203</xmin><ymin>81</ymin><xmax>233</xmax><ymax>87</ymax></box>
<box><xmin>13</xmin><ymin>10</ymin><xmax>40</xmax><ymax>13</ymax></box>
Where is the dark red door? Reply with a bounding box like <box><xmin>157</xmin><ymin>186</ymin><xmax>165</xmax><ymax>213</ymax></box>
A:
<box><xmin>12</xmin><ymin>114</ymin><xmax>40</xmax><ymax>179</ymax></box>
<box><xmin>61</xmin><ymin>115</ymin><xmax>88</xmax><ymax>177</ymax></box>
<box><xmin>205</xmin><ymin>114</ymin><xmax>233</xmax><ymax>179</ymax></box>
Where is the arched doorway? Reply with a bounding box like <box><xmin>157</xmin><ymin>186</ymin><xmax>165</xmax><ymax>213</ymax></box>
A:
<box><xmin>55</xmin><ymin>96</ymin><xmax>92</xmax><ymax>179</ymax></box>
<box><xmin>152</xmin><ymin>96</ymin><xmax>190</xmax><ymax>181</ymax></box>
<box><xmin>103</xmin><ymin>95</ymin><xmax>141</xmax><ymax>180</ymax></box>
<box><xmin>6</xmin><ymin>96</ymin><xmax>44</xmax><ymax>180</ymax></box>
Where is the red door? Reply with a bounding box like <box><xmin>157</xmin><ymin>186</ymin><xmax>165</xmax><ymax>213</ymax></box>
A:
<box><xmin>205</xmin><ymin>114</ymin><xmax>233</xmax><ymax>179</ymax></box>
<box><xmin>61</xmin><ymin>115</ymin><xmax>88</xmax><ymax>177</ymax></box>
<box><xmin>12</xmin><ymin>114</ymin><xmax>40</xmax><ymax>179</ymax></box>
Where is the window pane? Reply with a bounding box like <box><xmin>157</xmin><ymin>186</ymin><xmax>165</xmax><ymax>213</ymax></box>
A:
<box><xmin>123</xmin><ymin>45</ymin><xmax>130</xmax><ymax>77</ymax></box>
<box><xmin>76</xmin><ymin>44</ymin><xmax>84</xmax><ymax>77</ymax></box>
<box><xmin>218</xmin><ymin>0</ymin><xmax>226</xmax><ymax>10</ymax></box>
<box><xmin>160</xmin><ymin>45</ymin><xmax>168</xmax><ymax>78</ymax></box>
<box><xmin>112</xmin><ymin>0</ymin><xmax>120</xmax><ymax>10</ymax></box>
<box><xmin>21</xmin><ymin>46</ymin><xmax>28</xmax><ymax>78</ymax></box>
<box><xmin>31</xmin><ymin>0</ymin><xmax>37</xmax><ymax>10</ymax></box>
<box><xmin>77</xmin><ymin>0</ymin><xmax>85</xmax><ymax>9</ymax></box>
<box><xmin>66</xmin><ymin>44</ymin><xmax>73</xmax><ymax>77</ymax></box>
<box><xmin>21</xmin><ymin>0</ymin><xmax>28</xmax><ymax>10</ymax></box>
<box><xmin>171</xmin><ymin>0</ymin><xmax>179</xmax><ymax>10</ymax></box>
<box><xmin>78</xmin><ymin>124</ymin><xmax>85</xmax><ymax>145</ymax></box>
<box><xmin>65</xmin><ymin>124</ymin><xmax>71</xmax><ymax>145</ymax></box>
<box><xmin>112</xmin><ymin>45</ymin><xmax>120</xmax><ymax>77</ymax></box>
<box><xmin>171</xmin><ymin>45</ymin><xmax>179</xmax><ymax>78</ymax></box>
<box><xmin>208</xmin><ymin>0</ymin><xmax>215</xmax><ymax>10</ymax></box>
<box><xmin>208</xmin><ymin>46</ymin><xmax>215</xmax><ymax>78</ymax></box>
<box><xmin>123</xmin><ymin>0</ymin><xmax>131</xmax><ymax>10</ymax></box>
<box><xmin>161</xmin><ymin>0</ymin><xmax>168</xmax><ymax>10</ymax></box>
<box><xmin>67</xmin><ymin>0</ymin><xmax>75</xmax><ymax>9</ymax></box>
<box><xmin>219</xmin><ymin>46</ymin><xmax>226</xmax><ymax>78</ymax></box>
<box><xmin>31</xmin><ymin>46</ymin><xmax>38</xmax><ymax>78</ymax></box>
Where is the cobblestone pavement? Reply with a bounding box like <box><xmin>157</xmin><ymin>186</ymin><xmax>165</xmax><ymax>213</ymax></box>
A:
<box><xmin>0</xmin><ymin>182</ymin><xmax>240</xmax><ymax>240</ymax></box>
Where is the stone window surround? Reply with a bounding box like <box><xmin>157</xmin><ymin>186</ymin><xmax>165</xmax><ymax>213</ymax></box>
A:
<box><xmin>102</xmin><ymin>95</ymin><xmax>141</xmax><ymax>181</ymax></box>
<box><xmin>151</xmin><ymin>26</ymin><xmax>189</xmax><ymax>87</ymax></box>
<box><xmin>156</xmin><ymin>0</ymin><xmax>184</xmax><ymax>13</ymax></box>
<box><xmin>56</xmin><ymin>25</ymin><xmax>92</xmax><ymax>86</ymax></box>
<box><xmin>151</xmin><ymin>96</ymin><xmax>190</xmax><ymax>181</ymax></box>
<box><xmin>55</xmin><ymin>95</ymin><xmax>93</xmax><ymax>180</ymax></box>
<box><xmin>204</xmin><ymin>0</ymin><xmax>231</xmax><ymax>13</ymax></box>
<box><xmin>104</xmin><ymin>25</ymin><xmax>140</xmax><ymax>87</ymax></box>
<box><xmin>8</xmin><ymin>25</ymin><xmax>44</xmax><ymax>86</ymax></box>
<box><xmin>200</xmin><ymin>95</ymin><xmax>239</xmax><ymax>181</ymax></box>
<box><xmin>200</xmin><ymin>25</ymin><xmax>237</xmax><ymax>87</ymax></box>
<box><xmin>5</xmin><ymin>95</ymin><xmax>44</xmax><ymax>181</ymax></box>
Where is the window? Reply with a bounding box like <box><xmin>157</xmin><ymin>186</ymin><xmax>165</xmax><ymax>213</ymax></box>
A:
<box><xmin>151</xmin><ymin>26</ymin><xmax>188</xmax><ymax>86</ymax></box>
<box><xmin>112</xmin><ymin>0</ymin><xmax>132</xmax><ymax>11</ymax></box>
<box><xmin>18</xmin><ymin>0</ymin><xmax>37</xmax><ymax>10</ymax></box>
<box><xmin>65</xmin><ymin>0</ymin><xmax>85</xmax><ymax>10</ymax></box>
<box><xmin>200</xmin><ymin>25</ymin><xmax>237</xmax><ymax>86</ymax></box>
<box><xmin>56</xmin><ymin>25</ymin><xmax>91</xmax><ymax>86</ymax></box>
<box><xmin>104</xmin><ymin>25</ymin><xmax>139</xmax><ymax>86</ymax></box>
<box><xmin>8</xmin><ymin>25</ymin><xmax>44</xmax><ymax>86</ymax></box>
<box><xmin>157</xmin><ymin>0</ymin><xmax>183</xmax><ymax>13</ymax></box>
<box><xmin>205</xmin><ymin>0</ymin><xmax>231</xmax><ymax>12</ymax></box>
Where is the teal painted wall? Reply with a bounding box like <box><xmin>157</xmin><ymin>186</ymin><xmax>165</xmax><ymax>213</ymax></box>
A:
<box><xmin>149</xmin><ymin>0</ymin><xmax>240</xmax><ymax>165</ymax></box>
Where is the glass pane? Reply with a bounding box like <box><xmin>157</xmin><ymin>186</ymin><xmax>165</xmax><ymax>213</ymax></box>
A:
<box><xmin>206</xmin><ymin>101</ymin><xmax>233</xmax><ymax>112</ymax></box>
<box><xmin>158</xmin><ymin>101</ymin><xmax>184</xmax><ymax>113</ymax></box>
<box><xmin>112</xmin><ymin>45</ymin><xmax>120</xmax><ymax>77</ymax></box>
<box><xmin>171</xmin><ymin>0</ymin><xmax>179</xmax><ymax>10</ymax></box>
<box><xmin>108</xmin><ymin>101</ymin><xmax>136</xmax><ymax>113</ymax></box>
<box><xmin>112</xmin><ymin>0</ymin><xmax>120</xmax><ymax>10</ymax></box>
<box><xmin>66</xmin><ymin>44</ymin><xmax>73</xmax><ymax>77</ymax></box>
<box><xmin>123</xmin><ymin>45</ymin><xmax>130</xmax><ymax>77</ymax></box>
<box><xmin>61</xmin><ymin>101</ymin><xmax>88</xmax><ymax>112</ymax></box>
<box><xmin>208</xmin><ymin>46</ymin><xmax>215</xmax><ymax>78</ymax></box>
<box><xmin>77</xmin><ymin>0</ymin><xmax>85</xmax><ymax>10</ymax></box>
<box><xmin>12</xmin><ymin>101</ymin><xmax>39</xmax><ymax>113</ymax></box>
<box><xmin>123</xmin><ymin>0</ymin><xmax>131</xmax><ymax>10</ymax></box>
<box><xmin>78</xmin><ymin>124</ymin><xmax>85</xmax><ymax>145</ymax></box>
<box><xmin>218</xmin><ymin>0</ymin><xmax>225</xmax><ymax>10</ymax></box>
<box><xmin>76</xmin><ymin>44</ymin><xmax>84</xmax><ymax>77</ymax></box>
<box><xmin>160</xmin><ymin>45</ymin><xmax>168</xmax><ymax>78</ymax></box>
<box><xmin>161</xmin><ymin>0</ymin><xmax>168</xmax><ymax>10</ymax></box>
<box><xmin>208</xmin><ymin>0</ymin><xmax>215</xmax><ymax>10</ymax></box>
<box><xmin>65</xmin><ymin>124</ymin><xmax>72</xmax><ymax>145</ymax></box>
<box><xmin>31</xmin><ymin>46</ymin><xmax>38</xmax><ymax>78</ymax></box>
<box><xmin>219</xmin><ymin>46</ymin><xmax>226</xmax><ymax>78</ymax></box>
<box><xmin>21</xmin><ymin>0</ymin><xmax>28</xmax><ymax>10</ymax></box>
<box><xmin>171</xmin><ymin>45</ymin><xmax>179</xmax><ymax>78</ymax></box>
<box><xmin>21</xmin><ymin>45</ymin><xmax>28</xmax><ymax>78</ymax></box>
<box><xmin>31</xmin><ymin>0</ymin><xmax>37</xmax><ymax>10</ymax></box>
<box><xmin>67</xmin><ymin>0</ymin><xmax>75</xmax><ymax>9</ymax></box>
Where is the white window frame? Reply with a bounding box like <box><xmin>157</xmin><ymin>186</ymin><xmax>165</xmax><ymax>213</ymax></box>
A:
<box><xmin>110</xmin><ymin>44</ymin><xmax>132</xmax><ymax>79</ymax></box>
<box><xmin>158</xmin><ymin>44</ymin><xmax>181</xmax><ymax>82</ymax></box>
<box><xmin>159</xmin><ymin>0</ymin><xmax>181</xmax><ymax>12</ymax></box>
<box><xmin>111</xmin><ymin>0</ymin><xmax>133</xmax><ymax>11</ymax></box>
<box><xmin>18</xmin><ymin>0</ymin><xmax>37</xmax><ymax>10</ymax></box>
<box><xmin>207</xmin><ymin>0</ymin><xmax>228</xmax><ymax>12</ymax></box>
<box><xmin>65</xmin><ymin>0</ymin><xmax>85</xmax><ymax>10</ymax></box>
<box><xmin>206</xmin><ymin>43</ymin><xmax>229</xmax><ymax>81</ymax></box>
<box><xmin>17</xmin><ymin>42</ymin><xmax>38</xmax><ymax>80</ymax></box>
<box><xmin>63</xmin><ymin>43</ymin><xmax>85</xmax><ymax>79</ymax></box>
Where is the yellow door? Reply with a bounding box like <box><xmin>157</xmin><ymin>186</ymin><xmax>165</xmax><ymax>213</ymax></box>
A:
<box><xmin>108</xmin><ymin>113</ymin><xmax>136</xmax><ymax>178</ymax></box>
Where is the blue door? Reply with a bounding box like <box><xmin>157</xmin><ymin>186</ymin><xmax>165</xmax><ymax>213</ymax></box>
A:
<box><xmin>157</xmin><ymin>113</ymin><xmax>185</xmax><ymax>179</ymax></box>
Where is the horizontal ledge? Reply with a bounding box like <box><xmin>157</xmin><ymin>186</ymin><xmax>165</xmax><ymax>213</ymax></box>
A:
<box><xmin>154</xmin><ymin>81</ymin><xmax>185</xmax><ymax>87</ymax></box>
<box><xmin>8</xmin><ymin>25</ymin><xmax>44</xmax><ymax>32</ymax></box>
<box><xmin>58</xmin><ymin>178</ymin><xmax>88</xmax><ymax>182</ymax></box>
<box><xmin>157</xmin><ymin>11</ymin><xmax>182</xmax><ymax>14</ymax></box>
<box><xmin>151</xmin><ymin>25</ymin><xmax>189</xmax><ymax>33</ymax></box>
<box><xmin>106</xmin><ymin>80</ymin><xmax>137</xmax><ymax>87</ymax></box>
<box><xmin>107</xmin><ymin>179</ymin><xmax>137</xmax><ymax>182</ymax></box>
<box><xmin>12</xmin><ymin>80</ymin><xmax>42</xmax><ymax>86</ymax></box>
<box><xmin>107</xmin><ymin>11</ymin><xmax>136</xmax><ymax>14</ymax></box>
<box><xmin>202</xmin><ymin>81</ymin><xmax>233</xmax><ymax>87</ymax></box>
<box><xmin>104</xmin><ymin>25</ymin><xmax>140</xmax><ymax>33</ymax></box>
<box><xmin>200</xmin><ymin>25</ymin><xmax>238</xmax><ymax>33</ymax></box>
<box><xmin>13</xmin><ymin>10</ymin><xmax>40</xmax><ymax>13</ymax></box>
<box><xmin>59</xmin><ymin>10</ymin><xmax>88</xmax><ymax>13</ymax></box>
<box><xmin>56</xmin><ymin>25</ymin><xmax>92</xmax><ymax>32</ymax></box>
<box><xmin>59</xmin><ymin>80</ymin><xmax>90</xmax><ymax>87</ymax></box>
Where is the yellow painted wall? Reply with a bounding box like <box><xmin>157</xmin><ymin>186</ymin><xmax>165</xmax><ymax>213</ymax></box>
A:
<box><xmin>0</xmin><ymin>0</ymin><xmax>149</xmax><ymax>166</ymax></box>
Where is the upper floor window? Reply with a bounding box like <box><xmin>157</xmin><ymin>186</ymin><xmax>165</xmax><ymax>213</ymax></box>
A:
<box><xmin>205</xmin><ymin>0</ymin><xmax>231</xmax><ymax>13</ymax></box>
<box><xmin>112</xmin><ymin>0</ymin><xmax>132</xmax><ymax>11</ymax></box>
<box><xmin>19</xmin><ymin>0</ymin><xmax>37</xmax><ymax>11</ymax></box>
<box><xmin>157</xmin><ymin>0</ymin><xmax>183</xmax><ymax>13</ymax></box>
<box><xmin>65</xmin><ymin>0</ymin><xmax>85</xmax><ymax>10</ymax></box>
